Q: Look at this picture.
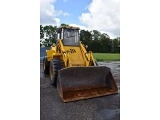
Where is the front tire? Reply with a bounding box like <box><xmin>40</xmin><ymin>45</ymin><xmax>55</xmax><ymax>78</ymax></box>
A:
<box><xmin>50</xmin><ymin>58</ymin><xmax>64</xmax><ymax>86</ymax></box>
<box><xmin>43</xmin><ymin>56</ymin><xmax>50</xmax><ymax>75</ymax></box>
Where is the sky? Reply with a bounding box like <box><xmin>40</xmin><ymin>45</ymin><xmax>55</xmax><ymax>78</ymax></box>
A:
<box><xmin>40</xmin><ymin>0</ymin><xmax>120</xmax><ymax>38</ymax></box>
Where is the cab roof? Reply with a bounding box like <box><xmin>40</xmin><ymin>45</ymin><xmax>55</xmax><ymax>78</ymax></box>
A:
<box><xmin>60</xmin><ymin>25</ymin><xmax>80</xmax><ymax>30</ymax></box>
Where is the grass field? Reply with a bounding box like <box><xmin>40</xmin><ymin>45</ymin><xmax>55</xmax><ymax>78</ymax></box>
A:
<box><xmin>93</xmin><ymin>53</ymin><xmax>120</xmax><ymax>61</ymax></box>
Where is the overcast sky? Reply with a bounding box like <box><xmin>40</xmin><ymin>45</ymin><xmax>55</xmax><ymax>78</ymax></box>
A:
<box><xmin>40</xmin><ymin>0</ymin><xmax>120</xmax><ymax>38</ymax></box>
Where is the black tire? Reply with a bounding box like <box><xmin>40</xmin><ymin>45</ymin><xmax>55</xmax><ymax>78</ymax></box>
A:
<box><xmin>43</xmin><ymin>56</ymin><xmax>50</xmax><ymax>75</ymax></box>
<box><xmin>49</xmin><ymin>58</ymin><xmax>64</xmax><ymax>86</ymax></box>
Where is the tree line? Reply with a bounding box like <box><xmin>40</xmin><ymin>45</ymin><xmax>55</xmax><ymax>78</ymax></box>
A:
<box><xmin>40</xmin><ymin>24</ymin><xmax>120</xmax><ymax>53</ymax></box>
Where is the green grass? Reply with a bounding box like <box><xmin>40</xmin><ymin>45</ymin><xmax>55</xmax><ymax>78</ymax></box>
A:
<box><xmin>93</xmin><ymin>53</ymin><xmax>120</xmax><ymax>61</ymax></box>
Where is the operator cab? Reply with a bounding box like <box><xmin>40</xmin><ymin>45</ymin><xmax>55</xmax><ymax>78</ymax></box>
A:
<box><xmin>57</xmin><ymin>26</ymin><xmax>80</xmax><ymax>46</ymax></box>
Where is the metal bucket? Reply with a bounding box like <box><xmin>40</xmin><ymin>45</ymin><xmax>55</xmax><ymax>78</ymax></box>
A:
<box><xmin>57</xmin><ymin>66</ymin><xmax>118</xmax><ymax>102</ymax></box>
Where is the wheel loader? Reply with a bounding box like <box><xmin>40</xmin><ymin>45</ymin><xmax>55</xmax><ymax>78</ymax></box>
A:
<box><xmin>43</xmin><ymin>25</ymin><xmax>118</xmax><ymax>102</ymax></box>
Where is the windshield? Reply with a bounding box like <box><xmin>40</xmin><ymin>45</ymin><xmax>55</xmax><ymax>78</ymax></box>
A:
<box><xmin>62</xmin><ymin>29</ymin><xmax>80</xmax><ymax>46</ymax></box>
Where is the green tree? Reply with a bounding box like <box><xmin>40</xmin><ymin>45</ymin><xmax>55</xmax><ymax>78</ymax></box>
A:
<box><xmin>91</xmin><ymin>30</ymin><xmax>101</xmax><ymax>40</ymax></box>
<box><xmin>40</xmin><ymin>25</ymin><xmax>44</xmax><ymax>39</ymax></box>
<box><xmin>88</xmin><ymin>40</ymin><xmax>104</xmax><ymax>53</ymax></box>
<box><xmin>42</xmin><ymin>25</ymin><xmax>57</xmax><ymax>47</ymax></box>
<box><xmin>100</xmin><ymin>33</ymin><xmax>112</xmax><ymax>53</ymax></box>
<box><xmin>40</xmin><ymin>24</ymin><xmax>120</xmax><ymax>53</ymax></box>
<box><xmin>40</xmin><ymin>25</ymin><xmax>44</xmax><ymax>47</ymax></box>
<box><xmin>112</xmin><ymin>37</ymin><xmax>120</xmax><ymax>53</ymax></box>
<box><xmin>80</xmin><ymin>30</ymin><xmax>92</xmax><ymax>46</ymax></box>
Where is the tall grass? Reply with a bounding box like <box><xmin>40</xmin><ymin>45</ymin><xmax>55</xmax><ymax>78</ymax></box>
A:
<box><xmin>93</xmin><ymin>53</ymin><xmax>120</xmax><ymax>61</ymax></box>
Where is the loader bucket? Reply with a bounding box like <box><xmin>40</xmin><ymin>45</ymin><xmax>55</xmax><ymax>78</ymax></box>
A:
<box><xmin>57</xmin><ymin>66</ymin><xmax>118</xmax><ymax>102</ymax></box>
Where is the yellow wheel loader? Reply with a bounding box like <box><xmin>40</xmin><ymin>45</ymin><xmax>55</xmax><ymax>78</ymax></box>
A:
<box><xmin>43</xmin><ymin>25</ymin><xmax>118</xmax><ymax>102</ymax></box>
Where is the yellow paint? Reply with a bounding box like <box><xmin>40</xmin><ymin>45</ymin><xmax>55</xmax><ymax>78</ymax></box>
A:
<box><xmin>45</xmin><ymin>39</ymin><xmax>96</xmax><ymax>67</ymax></box>
<box><xmin>63</xmin><ymin>46</ymin><xmax>85</xmax><ymax>66</ymax></box>
<box><xmin>45</xmin><ymin>25</ymin><xmax>97</xmax><ymax>67</ymax></box>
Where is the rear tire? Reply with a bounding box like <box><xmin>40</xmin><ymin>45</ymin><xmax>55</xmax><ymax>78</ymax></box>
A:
<box><xmin>50</xmin><ymin>58</ymin><xmax>64</xmax><ymax>86</ymax></box>
<box><xmin>43</xmin><ymin>56</ymin><xmax>50</xmax><ymax>75</ymax></box>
